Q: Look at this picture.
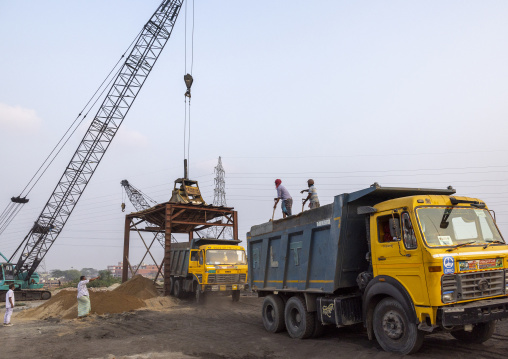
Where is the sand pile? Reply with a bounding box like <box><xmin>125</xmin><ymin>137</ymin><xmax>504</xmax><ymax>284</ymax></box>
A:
<box><xmin>113</xmin><ymin>275</ymin><xmax>159</xmax><ymax>300</ymax></box>
<box><xmin>18</xmin><ymin>275</ymin><xmax>160</xmax><ymax>320</ymax></box>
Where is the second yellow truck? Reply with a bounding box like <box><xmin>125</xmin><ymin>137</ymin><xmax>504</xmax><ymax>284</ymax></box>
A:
<box><xmin>169</xmin><ymin>238</ymin><xmax>248</xmax><ymax>303</ymax></box>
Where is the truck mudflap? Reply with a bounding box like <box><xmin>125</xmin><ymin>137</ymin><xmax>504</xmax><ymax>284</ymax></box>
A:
<box><xmin>439</xmin><ymin>297</ymin><xmax>508</xmax><ymax>326</ymax></box>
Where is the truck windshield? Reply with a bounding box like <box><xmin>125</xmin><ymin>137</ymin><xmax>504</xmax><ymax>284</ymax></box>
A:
<box><xmin>416</xmin><ymin>207</ymin><xmax>504</xmax><ymax>247</ymax></box>
<box><xmin>206</xmin><ymin>250</ymin><xmax>247</xmax><ymax>265</ymax></box>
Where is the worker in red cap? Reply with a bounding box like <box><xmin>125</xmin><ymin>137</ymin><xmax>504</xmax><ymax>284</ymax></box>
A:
<box><xmin>274</xmin><ymin>179</ymin><xmax>292</xmax><ymax>218</ymax></box>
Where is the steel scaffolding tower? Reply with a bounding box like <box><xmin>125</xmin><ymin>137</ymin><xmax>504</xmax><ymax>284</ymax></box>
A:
<box><xmin>209</xmin><ymin>157</ymin><xmax>232</xmax><ymax>239</ymax></box>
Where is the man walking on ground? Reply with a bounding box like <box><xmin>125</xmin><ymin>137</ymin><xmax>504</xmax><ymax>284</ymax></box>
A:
<box><xmin>274</xmin><ymin>179</ymin><xmax>293</xmax><ymax>218</ymax></box>
<box><xmin>77</xmin><ymin>275</ymin><xmax>100</xmax><ymax>318</ymax></box>
<box><xmin>301</xmin><ymin>179</ymin><xmax>320</xmax><ymax>209</ymax></box>
<box><xmin>4</xmin><ymin>283</ymin><xmax>15</xmax><ymax>326</ymax></box>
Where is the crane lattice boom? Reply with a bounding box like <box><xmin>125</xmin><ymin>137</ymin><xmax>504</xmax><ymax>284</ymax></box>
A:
<box><xmin>14</xmin><ymin>0</ymin><xmax>183</xmax><ymax>279</ymax></box>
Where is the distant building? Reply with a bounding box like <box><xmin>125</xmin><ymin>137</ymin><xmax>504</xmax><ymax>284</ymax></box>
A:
<box><xmin>108</xmin><ymin>262</ymin><xmax>124</xmax><ymax>278</ymax></box>
<box><xmin>107</xmin><ymin>262</ymin><xmax>159</xmax><ymax>279</ymax></box>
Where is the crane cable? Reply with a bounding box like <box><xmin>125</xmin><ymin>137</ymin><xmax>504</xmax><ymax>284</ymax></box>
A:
<box><xmin>0</xmin><ymin>29</ymin><xmax>144</xmax><ymax>239</ymax></box>
<box><xmin>183</xmin><ymin>0</ymin><xmax>195</xmax><ymax>177</ymax></box>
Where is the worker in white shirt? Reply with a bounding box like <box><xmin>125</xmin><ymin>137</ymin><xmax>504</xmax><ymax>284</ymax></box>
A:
<box><xmin>3</xmin><ymin>283</ymin><xmax>15</xmax><ymax>326</ymax></box>
<box><xmin>77</xmin><ymin>275</ymin><xmax>100</xmax><ymax>318</ymax></box>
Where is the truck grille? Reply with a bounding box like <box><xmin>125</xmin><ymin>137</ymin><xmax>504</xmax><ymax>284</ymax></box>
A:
<box><xmin>459</xmin><ymin>270</ymin><xmax>504</xmax><ymax>300</ymax></box>
<box><xmin>208</xmin><ymin>273</ymin><xmax>246</xmax><ymax>284</ymax></box>
<box><xmin>442</xmin><ymin>275</ymin><xmax>458</xmax><ymax>292</ymax></box>
<box><xmin>441</xmin><ymin>270</ymin><xmax>505</xmax><ymax>302</ymax></box>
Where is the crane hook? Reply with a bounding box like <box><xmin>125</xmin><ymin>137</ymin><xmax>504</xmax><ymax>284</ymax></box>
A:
<box><xmin>184</xmin><ymin>73</ymin><xmax>193</xmax><ymax>98</ymax></box>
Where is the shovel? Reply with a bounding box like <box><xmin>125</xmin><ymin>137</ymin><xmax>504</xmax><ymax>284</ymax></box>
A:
<box><xmin>270</xmin><ymin>198</ymin><xmax>277</xmax><ymax>222</ymax></box>
<box><xmin>301</xmin><ymin>198</ymin><xmax>306</xmax><ymax>213</ymax></box>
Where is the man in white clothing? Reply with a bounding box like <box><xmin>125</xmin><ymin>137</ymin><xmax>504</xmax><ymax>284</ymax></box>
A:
<box><xmin>4</xmin><ymin>283</ymin><xmax>15</xmax><ymax>326</ymax></box>
<box><xmin>77</xmin><ymin>275</ymin><xmax>100</xmax><ymax>318</ymax></box>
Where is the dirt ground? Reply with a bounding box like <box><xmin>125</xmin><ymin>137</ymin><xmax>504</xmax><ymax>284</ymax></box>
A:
<box><xmin>3</xmin><ymin>294</ymin><xmax>508</xmax><ymax>359</ymax></box>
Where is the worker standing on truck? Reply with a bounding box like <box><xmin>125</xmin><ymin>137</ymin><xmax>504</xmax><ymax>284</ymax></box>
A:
<box><xmin>3</xmin><ymin>283</ymin><xmax>15</xmax><ymax>326</ymax></box>
<box><xmin>300</xmin><ymin>179</ymin><xmax>320</xmax><ymax>209</ymax></box>
<box><xmin>274</xmin><ymin>179</ymin><xmax>292</xmax><ymax>218</ymax></box>
<box><xmin>77</xmin><ymin>275</ymin><xmax>100</xmax><ymax>318</ymax></box>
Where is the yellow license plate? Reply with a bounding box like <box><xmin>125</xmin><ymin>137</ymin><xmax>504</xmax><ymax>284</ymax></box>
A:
<box><xmin>220</xmin><ymin>285</ymin><xmax>226</xmax><ymax>291</ymax></box>
<box><xmin>232</xmin><ymin>285</ymin><xmax>238</xmax><ymax>290</ymax></box>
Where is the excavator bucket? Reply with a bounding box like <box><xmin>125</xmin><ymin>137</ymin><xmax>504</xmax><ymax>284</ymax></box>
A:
<box><xmin>169</xmin><ymin>178</ymin><xmax>207</xmax><ymax>205</ymax></box>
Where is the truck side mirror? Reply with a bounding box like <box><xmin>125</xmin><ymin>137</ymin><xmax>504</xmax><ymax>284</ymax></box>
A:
<box><xmin>198</xmin><ymin>251</ymin><xmax>203</xmax><ymax>265</ymax></box>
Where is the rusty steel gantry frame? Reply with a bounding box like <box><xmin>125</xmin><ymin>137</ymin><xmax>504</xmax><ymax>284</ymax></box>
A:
<box><xmin>122</xmin><ymin>202</ymin><xmax>238</xmax><ymax>295</ymax></box>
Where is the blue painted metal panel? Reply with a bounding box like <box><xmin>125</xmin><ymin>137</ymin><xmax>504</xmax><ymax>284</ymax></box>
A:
<box><xmin>248</xmin><ymin>186</ymin><xmax>454</xmax><ymax>294</ymax></box>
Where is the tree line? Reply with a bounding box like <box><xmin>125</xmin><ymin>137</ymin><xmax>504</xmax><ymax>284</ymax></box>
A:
<box><xmin>50</xmin><ymin>268</ymin><xmax>120</xmax><ymax>287</ymax></box>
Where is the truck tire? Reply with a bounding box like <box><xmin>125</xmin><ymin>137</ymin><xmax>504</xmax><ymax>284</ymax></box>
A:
<box><xmin>168</xmin><ymin>276</ymin><xmax>175</xmax><ymax>296</ymax></box>
<box><xmin>373</xmin><ymin>297</ymin><xmax>424</xmax><ymax>355</ymax></box>
<box><xmin>41</xmin><ymin>291</ymin><xmax>51</xmax><ymax>300</ymax></box>
<box><xmin>262</xmin><ymin>295</ymin><xmax>286</xmax><ymax>333</ymax></box>
<box><xmin>173</xmin><ymin>279</ymin><xmax>184</xmax><ymax>299</ymax></box>
<box><xmin>232</xmin><ymin>290</ymin><xmax>240</xmax><ymax>302</ymax></box>
<box><xmin>451</xmin><ymin>321</ymin><xmax>496</xmax><ymax>343</ymax></box>
<box><xmin>195</xmin><ymin>285</ymin><xmax>206</xmax><ymax>304</ymax></box>
<box><xmin>284</xmin><ymin>296</ymin><xmax>315</xmax><ymax>339</ymax></box>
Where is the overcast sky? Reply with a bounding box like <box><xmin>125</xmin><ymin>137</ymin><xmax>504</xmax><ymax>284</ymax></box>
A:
<box><xmin>1</xmin><ymin>1</ymin><xmax>508</xmax><ymax>272</ymax></box>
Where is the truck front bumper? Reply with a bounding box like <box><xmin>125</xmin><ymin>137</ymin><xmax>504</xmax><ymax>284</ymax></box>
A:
<box><xmin>439</xmin><ymin>297</ymin><xmax>508</xmax><ymax>326</ymax></box>
<box><xmin>204</xmin><ymin>284</ymin><xmax>245</xmax><ymax>292</ymax></box>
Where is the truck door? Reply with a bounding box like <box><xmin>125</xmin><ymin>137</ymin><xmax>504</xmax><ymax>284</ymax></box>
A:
<box><xmin>189</xmin><ymin>250</ymin><xmax>200</xmax><ymax>273</ymax></box>
<box><xmin>372</xmin><ymin>211</ymin><xmax>430</xmax><ymax>306</ymax></box>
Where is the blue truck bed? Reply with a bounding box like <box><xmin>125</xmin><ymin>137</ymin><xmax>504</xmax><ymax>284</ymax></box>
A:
<box><xmin>247</xmin><ymin>185</ymin><xmax>455</xmax><ymax>294</ymax></box>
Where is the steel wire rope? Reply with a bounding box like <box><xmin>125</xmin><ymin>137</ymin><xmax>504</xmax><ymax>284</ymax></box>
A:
<box><xmin>0</xmin><ymin>204</ymin><xmax>23</xmax><ymax>236</ymax></box>
<box><xmin>0</xmin><ymin>174</ymin><xmax>499</xmax><ymax>222</ymax></box>
<box><xmin>182</xmin><ymin>0</ymin><xmax>195</xmax><ymax>175</ymax></box>
<box><xmin>0</xmin><ymin>29</ymin><xmax>144</xmax><ymax>238</ymax></box>
<box><xmin>188</xmin><ymin>0</ymin><xmax>195</xmax><ymax>174</ymax></box>
<box><xmin>222</xmin><ymin>149</ymin><xmax>508</xmax><ymax>159</ymax></box>
<box><xmin>19</xmin><ymin>28</ymin><xmax>144</xmax><ymax>199</ymax></box>
<box><xmin>0</xmin><ymin>202</ymin><xmax>15</xmax><ymax>224</ymax></box>
<box><xmin>227</xmin><ymin>164</ymin><xmax>508</xmax><ymax>176</ymax></box>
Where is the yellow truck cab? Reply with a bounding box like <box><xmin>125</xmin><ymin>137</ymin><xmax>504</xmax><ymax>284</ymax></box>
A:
<box><xmin>169</xmin><ymin>238</ymin><xmax>248</xmax><ymax>303</ymax></box>
<box><xmin>370</xmin><ymin>193</ymin><xmax>506</xmax><ymax>328</ymax></box>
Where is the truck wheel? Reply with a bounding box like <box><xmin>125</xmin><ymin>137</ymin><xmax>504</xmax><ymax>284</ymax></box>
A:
<box><xmin>232</xmin><ymin>290</ymin><xmax>240</xmax><ymax>302</ymax></box>
<box><xmin>284</xmin><ymin>296</ymin><xmax>315</xmax><ymax>339</ymax></box>
<box><xmin>373</xmin><ymin>298</ymin><xmax>424</xmax><ymax>355</ymax></box>
<box><xmin>451</xmin><ymin>321</ymin><xmax>496</xmax><ymax>343</ymax></box>
<box><xmin>41</xmin><ymin>291</ymin><xmax>51</xmax><ymax>300</ymax></box>
<box><xmin>195</xmin><ymin>285</ymin><xmax>206</xmax><ymax>304</ymax></box>
<box><xmin>173</xmin><ymin>279</ymin><xmax>184</xmax><ymax>299</ymax></box>
<box><xmin>168</xmin><ymin>276</ymin><xmax>175</xmax><ymax>296</ymax></box>
<box><xmin>262</xmin><ymin>295</ymin><xmax>286</xmax><ymax>333</ymax></box>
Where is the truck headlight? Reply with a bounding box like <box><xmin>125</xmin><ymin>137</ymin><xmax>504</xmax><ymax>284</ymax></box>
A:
<box><xmin>442</xmin><ymin>291</ymin><xmax>456</xmax><ymax>303</ymax></box>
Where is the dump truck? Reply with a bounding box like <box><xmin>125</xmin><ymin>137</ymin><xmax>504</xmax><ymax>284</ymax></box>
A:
<box><xmin>168</xmin><ymin>238</ymin><xmax>248</xmax><ymax>303</ymax></box>
<box><xmin>247</xmin><ymin>184</ymin><xmax>508</xmax><ymax>354</ymax></box>
<box><xmin>0</xmin><ymin>252</ymin><xmax>51</xmax><ymax>300</ymax></box>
